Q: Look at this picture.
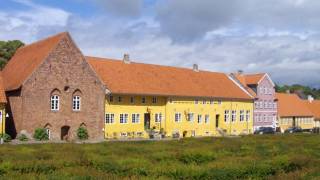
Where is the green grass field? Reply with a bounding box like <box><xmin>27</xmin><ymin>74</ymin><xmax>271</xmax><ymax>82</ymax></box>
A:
<box><xmin>0</xmin><ymin>134</ymin><xmax>319</xmax><ymax>179</ymax></box>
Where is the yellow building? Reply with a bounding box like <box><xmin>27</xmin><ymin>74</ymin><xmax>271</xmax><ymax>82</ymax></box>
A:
<box><xmin>276</xmin><ymin>93</ymin><xmax>314</xmax><ymax>132</ymax></box>
<box><xmin>0</xmin><ymin>74</ymin><xmax>6</xmax><ymax>135</ymax></box>
<box><xmin>88</xmin><ymin>56</ymin><xmax>254</xmax><ymax>139</ymax></box>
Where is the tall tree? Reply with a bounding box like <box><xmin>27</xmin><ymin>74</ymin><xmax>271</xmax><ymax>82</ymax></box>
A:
<box><xmin>0</xmin><ymin>40</ymin><xmax>24</xmax><ymax>69</ymax></box>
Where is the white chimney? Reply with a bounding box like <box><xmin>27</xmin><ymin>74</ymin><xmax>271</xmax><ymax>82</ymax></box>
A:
<box><xmin>193</xmin><ymin>64</ymin><xmax>199</xmax><ymax>72</ymax></box>
<box><xmin>308</xmin><ymin>95</ymin><xmax>314</xmax><ymax>103</ymax></box>
<box><xmin>123</xmin><ymin>53</ymin><xmax>130</xmax><ymax>64</ymax></box>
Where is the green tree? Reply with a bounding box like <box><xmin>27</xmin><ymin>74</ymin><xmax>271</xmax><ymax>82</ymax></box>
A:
<box><xmin>0</xmin><ymin>40</ymin><xmax>24</xmax><ymax>69</ymax></box>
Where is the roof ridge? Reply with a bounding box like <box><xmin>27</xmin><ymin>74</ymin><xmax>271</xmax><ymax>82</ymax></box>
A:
<box><xmin>18</xmin><ymin>32</ymin><xmax>68</xmax><ymax>51</ymax></box>
<box><xmin>86</xmin><ymin>56</ymin><xmax>226</xmax><ymax>75</ymax></box>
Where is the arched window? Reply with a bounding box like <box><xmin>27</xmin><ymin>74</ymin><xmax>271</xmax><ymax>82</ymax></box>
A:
<box><xmin>51</xmin><ymin>95</ymin><xmax>59</xmax><ymax>111</ymax></box>
<box><xmin>73</xmin><ymin>96</ymin><xmax>81</xmax><ymax>111</ymax></box>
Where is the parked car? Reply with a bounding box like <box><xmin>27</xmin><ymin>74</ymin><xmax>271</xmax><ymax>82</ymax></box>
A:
<box><xmin>284</xmin><ymin>127</ymin><xmax>303</xmax><ymax>133</ymax></box>
<box><xmin>254</xmin><ymin>127</ymin><xmax>275</xmax><ymax>135</ymax></box>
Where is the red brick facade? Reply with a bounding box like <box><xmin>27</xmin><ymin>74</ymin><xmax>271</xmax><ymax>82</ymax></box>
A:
<box><xmin>6</xmin><ymin>34</ymin><xmax>106</xmax><ymax>140</ymax></box>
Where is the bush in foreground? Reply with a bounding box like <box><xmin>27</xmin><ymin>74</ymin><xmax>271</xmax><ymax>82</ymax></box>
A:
<box><xmin>18</xmin><ymin>134</ymin><xmax>29</xmax><ymax>141</ymax></box>
<box><xmin>0</xmin><ymin>133</ymin><xmax>11</xmax><ymax>142</ymax></box>
<box><xmin>77</xmin><ymin>127</ymin><xmax>88</xmax><ymax>140</ymax></box>
<box><xmin>33</xmin><ymin>128</ymin><xmax>49</xmax><ymax>141</ymax></box>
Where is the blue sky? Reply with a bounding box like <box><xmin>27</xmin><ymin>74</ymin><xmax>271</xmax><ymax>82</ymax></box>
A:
<box><xmin>1</xmin><ymin>0</ymin><xmax>320</xmax><ymax>88</ymax></box>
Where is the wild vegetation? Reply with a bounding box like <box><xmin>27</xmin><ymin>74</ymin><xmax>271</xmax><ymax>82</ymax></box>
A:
<box><xmin>0</xmin><ymin>134</ymin><xmax>319</xmax><ymax>179</ymax></box>
<box><xmin>276</xmin><ymin>84</ymin><xmax>320</xmax><ymax>99</ymax></box>
<box><xmin>0</xmin><ymin>40</ymin><xmax>24</xmax><ymax>69</ymax></box>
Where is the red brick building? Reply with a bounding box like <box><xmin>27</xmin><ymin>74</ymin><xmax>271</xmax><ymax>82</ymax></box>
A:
<box><xmin>2</xmin><ymin>32</ymin><xmax>106</xmax><ymax>140</ymax></box>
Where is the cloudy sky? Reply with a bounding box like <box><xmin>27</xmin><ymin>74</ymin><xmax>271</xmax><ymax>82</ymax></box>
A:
<box><xmin>1</xmin><ymin>0</ymin><xmax>320</xmax><ymax>87</ymax></box>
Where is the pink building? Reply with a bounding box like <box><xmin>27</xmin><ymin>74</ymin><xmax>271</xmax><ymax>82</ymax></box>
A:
<box><xmin>231</xmin><ymin>73</ymin><xmax>277</xmax><ymax>130</ymax></box>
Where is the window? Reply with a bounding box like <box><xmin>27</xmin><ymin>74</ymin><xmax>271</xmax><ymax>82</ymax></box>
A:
<box><xmin>263</xmin><ymin>114</ymin><xmax>267</xmax><ymax>122</ymax></box>
<box><xmin>260</xmin><ymin>87</ymin><xmax>263</xmax><ymax>94</ymax></box>
<box><xmin>142</xmin><ymin>97</ymin><xmax>146</xmax><ymax>103</ymax></box>
<box><xmin>118</xmin><ymin>96</ymin><xmax>122</xmax><ymax>102</ymax></box>
<box><xmin>246</xmin><ymin>110</ymin><xmax>250</xmax><ymax>121</ymax></box>
<box><xmin>205</xmin><ymin>114</ymin><xmax>209</xmax><ymax>123</ymax></box>
<box><xmin>175</xmin><ymin>113</ymin><xmax>181</xmax><ymax>122</ymax></box>
<box><xmin>210</xmin><ymin>100</ymin><xmax>214</xmax><ymax>105</ymax></box>
<box><xmin>218</xmin><ymin>100</ymin><xmax>222</xmax><ymax>105</ymax></box>
<box><xmin>197</xmin><ymin>114</ymin><xmax>202</xmax><ymax>123</ymax></box>
<box><xmin>231</xmin><ymin>110</ymin><xmax>236</xmax><ymax>122</ymax></box>
<box><xmin>132</xmin><ymin>114</ymin><xmax>140</xmax><ymax>123</ymax></box>
<box><xmin>105</xmin><ymin>113</ymin><xmax>115</xmax><ymax>124</ymax></box>
<box><xmin>224</xmin><ymin>110</ymin><xmax>230</xmax><ymax>122</ymax></box>
<box><xmin>195</xmin><ymin>99</ymin><xmax>199</xmax><ymax>104</ymax></box>
<box><xmin>120</xmin><ymin>114</ymin><xmax>128</xmax><ymax>124</ymax></box>
<box><xmin>109</xmin><ymin>95</ymin><xmax>113</xmax><ymax>102</ymax></box>
<box><xmin>240</xmin><ymin>110</ymin><xmax>244</xmax><ymax>122</ymax></box>
<box><xmin>130</xmin><ymin>97</ymin><xmax>134</xmax><ymax>103</ymax></box>
<box><xmin>51</xmin><ymin>95</ymin><xmax>59</xmax><ymax>111</ymax></box>
<box><xmin>155</xmin><ymin>113</ymin><xmax>162</xmax><ymax>123</ymax></box>
<box><xmin>202</xmin><ymin>100</ymin><xmax>206</xmax><ymax>105</ymax></box>
<box><xmin>188</xmin><ymin>113</ymin><xmax>194</xmax><ymax>121</ymax></box>
<box><xmin>45</xmin><ymin>128</ymin><xmax>50</xmax><ymax>140</ymax></box>
<box><xmin>73</xmin><ymin>96</ymin><xmax>81</xmax><ymax>111</ymax></box>
<box><xmin>152</xmin><ymin>97</ymin><xmax>157</xmax><ymax>104</ymax></box>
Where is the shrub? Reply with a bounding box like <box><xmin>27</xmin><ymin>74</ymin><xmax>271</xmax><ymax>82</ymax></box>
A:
<box><xmin>33</xmin><ymin>128</ymin><xmax>49</xmax><ymax>141</ymax></box>
<box><xmin>77</xmin><ymin>127</ymin><xmax>88</xmax><ymax>140</ymax></box>
<box><xmin>0</xmin><ymin>133</ymin><xmax>11</xmax><ymax>142</ymax></box>
<box><xmin>178</xmin><ymin>153</ymin><xmax>215</xmax><ymax>164</ymax></box>
<box><xmin>18</xmin><ymin>134</ymin><xmax>29</xmax><ymax>141</ymax></box>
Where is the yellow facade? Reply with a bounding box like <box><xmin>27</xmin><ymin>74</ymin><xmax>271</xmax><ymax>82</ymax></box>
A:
<box><xmin>104</xmin><ymin>94</ymin><xmax>254</xmax><ymax>139</ymax></box>
<box><xmin>0</xmin><ymin>104</ymin><xmax>5</xmax><ymax>135</ymax></box>
<box><xmin>278</xmin><ymin>116</ymin><xmax>314</xmax><ymax>132</ymax></box>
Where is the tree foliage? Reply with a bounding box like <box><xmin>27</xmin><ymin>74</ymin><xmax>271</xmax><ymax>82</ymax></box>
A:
<box><xmin>276</xmin><ymin>84</ymin><xmax>320</xmax><ymax>99</ymax></box>
<box><xmin>0</xmin><ymin>40</ymin><xmax>24</xmax><ymax>69</ymax></box>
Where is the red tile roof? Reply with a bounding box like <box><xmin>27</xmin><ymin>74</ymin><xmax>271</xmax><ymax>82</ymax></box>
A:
<box><xmin>276</xmin><ymin>93</ymin><xmax>313</xmax><ymax>117</ymax></box>
<box><xmin>303</xmin><ymin>100</ymin><xmax>320</xmax><ymax>120</ymax></box>
<box><xmin>87</xmin><ymin>56</ymin><xmax>253</xmax><ymax>100</ymax></box>
<box><xmin>0</xmin><ymin>72</ymin><xmax>7</xmax><ymax>103</ymax></box>
<box><xmin>2</xmin><ymin>32</ymin><xmax>68</xmax><ymax>91</ymax></box>
<box><xmin>233</xmin><ymin>73</ymin><xmax>267</xmax><ymax>97</ymax></box>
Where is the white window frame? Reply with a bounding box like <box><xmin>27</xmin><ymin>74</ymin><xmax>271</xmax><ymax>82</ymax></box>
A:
<box><xmin>188</xmin><ymin>113</ymin><xmax>194</xmax><ymax>122</ymax></box>
<box><xmin>205</xmin><ymin>114</ymin><xmax>209</xmax><ymax>123</ymax></box>
<box><xmin>155</xmin><ymin>113</ymin><xmax>162</xmax><ymax>123</ymax></box>
<box><xmin>197</xmin><ymin>114</ymin><xmax>202</xmax><ymax>123</ymax></box>
<box><xmin>224</xmin><ymin>110</ymin><xmax>230</xmax><ymax>122</ymax></box>
<box><xmin>51</xmin><ymin>95</ymin><xmax>59</xmax><ymax>111</ymax></box>
<box><xmin>195</xmin><ymin>99</ymin><xmax>199</xmax><ymax>104</ymax></box>
<box><xmin>105</xmin><ymin>113</ymin><xmax>115</xmax><ymax>124</ymax></box>
<box><xmin>72</xmin><ymin>96</ymin><xmax>81</xmax><ymax>111</ymax></box>
<box><xmin>132</xmin><ymin>113</ymin><xmax>140</xmax><ymax>123</ymax></box>
<box><xmin>120</xmin><ymin>113</ymin><xmax>128</xmax><ymax>124</ymax></box>
<box><xmin>231</xmin><ymin>110</ymin><xmax>236</xmax><ymax>122</ymax></box>
<box><xmin>175</xmin><ymin>113</ymin><xmax>182</xmax><ymax>122</ymax></box>
<box><xmin>246</xmin><ymin>110</ymin><xmax>250</xmax><ymax>122</ymax></box>
<box><xmin>152</xmin><ymin>97</ymin><xmax>157</xmax><ymax>104</ymax></box>
<box><xmin>240</xmin><ymin>110</ymin><xmax>244</xmax><ymax>122</ymax></box>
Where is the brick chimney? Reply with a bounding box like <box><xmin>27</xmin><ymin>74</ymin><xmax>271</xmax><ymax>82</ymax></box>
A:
<box><xmin>123</xmin><ymin>53</ymin><xmax>130</xmax><ymax>64</ymax></box>
<box><xmin>193</xmin><ymin>64</ymin><xmax>199</xmax><ymax>72</ymax></box>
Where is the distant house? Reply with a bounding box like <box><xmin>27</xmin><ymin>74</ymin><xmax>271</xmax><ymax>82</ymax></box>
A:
<box><xmin>303</xmin><ymin>96</ymin><xmax>320</xmax><ymax>128</ymax></box>
<box><xmin>231</xmin><ymin>72</ymin><xmax>277</xmax><ymax>131</ymax></box>
<box><xmin>276</xmin><ymin>93</ymin><xmax>314</xmax><ymax>132</ymax></box>
<box><xmin>0</xmin><ymin>73</ymin><xmax>6</xmax><ymax>135</ymax></box>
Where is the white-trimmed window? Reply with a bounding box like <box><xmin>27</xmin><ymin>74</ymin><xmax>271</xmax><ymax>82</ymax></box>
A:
<box><xmin>205</xmin><ymin>114</ymin><xmax>209</xmax><ymax>123</ymax></box>
<box><xmin>195</xmin><ymin>99</ymin><xmax>199</xmax><ymax>104</ymax></box>
<box><xmin>218</xmin><ymin>100</ymin><xmax>222</xmax><ymax>105</ymax></box>
<box><xmin>155</xmin><ymin>113</ymin><xmax>162</xmax><ymax>123</ymax></box>
<box><xmin>130</xmin><ymin>97</ymin><xmax>134</xmax><ymax>104</ymax></box>
<box><xmin>197</xmin><ymin>114</ymin><xmax>202</xmax><ymax>123</ymax></box>
<box><xmin>188</xmin><ymin>113</ymin><xmax>194</xmax><ymax>122</ymax></box>
<box><xmin>202</xmin><ymin>100</ymin><xmax>206</xmax><ymax>105</ymax></box>
<box><xmin>142</xmin><ymin>97</ymin><xmax>146</xmax><ymax>103</ymax></box>
<box><xmin>152</xmin><ymin>97</ymin><xmax>157</xmax><ymax>104</ymax></box>
<box><xmin>73</xmin><ymin>96</ymin><xmax>81</xmax><ymax>111</ymax></box>
<box><xmin>132</xmin><ymin>114</ymin><xmax>140</xmax><ymax>123</ymax></box>
<box><xmin>120</xmin><ymin>114</ymin><xmax>128</xmax><ymax>124</ymax></box>
<box><xmin>105</xmin><ymin>113</ymin><xmax>115</xmax><ymax>124</ymax></box>
<box><xmin>246</xmin><ymin>110</ymin><xmax>250</xmax><ymax>121</ymax></box>
<box><xmin>231</xmin><ymin>110</ymin><xmax>236</xmax><ymax>122</ymax></box>
<box><xmin>51</xmin><ymin>95</ymin><xmax>59</xmax><ymax>111</ymax></box>
<box><xmin>210</xmin><ymin>100</ymin><xmax>214</xmax><ymax>105</ymax></box>
<box><xmin>263</xmin><ymin>114</ymin><xmax>267</xmax><ymax>122</ymax></box>
<box><xmin>175</xmin><ymin>113</ymin><xmax>181</xmax><ymax>122</ymax></box>
<box><xmin>240</xmin><ymin>110</ymin><xmax>244</xmax><ymax>122</ymax></box>
<box><xmin>224</xmin><ymin>110</ymin><xmax>230</xmax><ymax>122</ymax></box>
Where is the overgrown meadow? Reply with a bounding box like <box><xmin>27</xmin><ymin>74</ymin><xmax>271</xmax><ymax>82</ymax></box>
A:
<box><xmin>0</xmin><ymin>134</ymin><xmax>319</xmax><ymax>179</ymax></box>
